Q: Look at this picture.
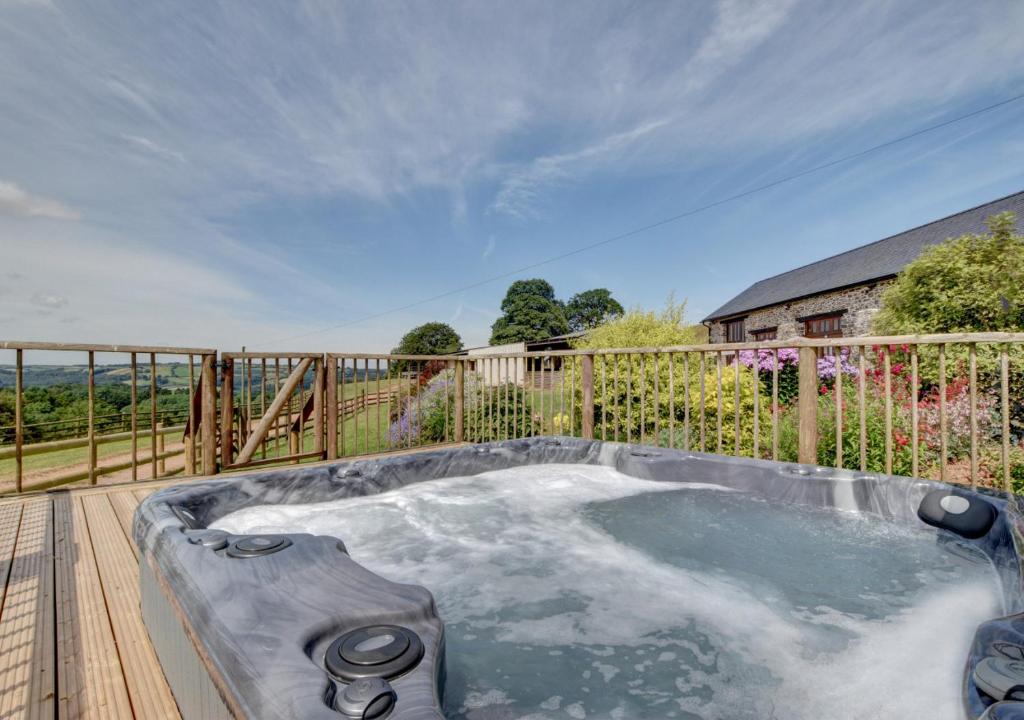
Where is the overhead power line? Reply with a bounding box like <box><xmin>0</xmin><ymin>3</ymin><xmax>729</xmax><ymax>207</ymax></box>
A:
<box><xmin>267</xmin><ymin>91</ymin><xmax>1024</xmax><ymax>346</ymax></box>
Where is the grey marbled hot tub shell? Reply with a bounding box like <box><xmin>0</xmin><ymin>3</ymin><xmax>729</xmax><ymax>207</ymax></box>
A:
<box><xmin>133</xmin><ymin>437</ymin><xmax>1024</xmax><ymax>719</ymax></box>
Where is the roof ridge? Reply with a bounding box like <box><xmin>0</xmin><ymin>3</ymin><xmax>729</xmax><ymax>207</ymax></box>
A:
<box><xmin>702</xmin><ymin>189</ymin><xmax>1024</xmax><ymax>322</ymax></box>
<box><xmin>743</xmin><ymin>188</ymin><xmax>1024</xmax><ymax>288</ymax></box>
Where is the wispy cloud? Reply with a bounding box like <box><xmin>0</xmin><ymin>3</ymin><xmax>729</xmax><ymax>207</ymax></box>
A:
<box><xmin>448</xmin><ymin>301</ymin><xmax>464</xmax><ymax>325</ymax></box>
<box><xmin>0</xmin><ymin>181</ymin><xmax>79</xmax><ymax>220</ymax></box>
<box><xmin>5</xmin><ymin>1</ymin><xmax>1022</xmax><ymax>222</ymax></box>
<box><xmin>121</xmin><ymin>134</ymin><xmax>186</xmax><ymax>163</ymax></box>
<box><xmin>482</xmin><ymin>235</ymin><xmax>496</xmax><ymax>260</ymax></box>
<box><xmin>683</xmin><ymin>0</ymin><xmax>798</xmax><ymax>94</ymax></box>
<box><xmin>0</xmin><ymin>0</ymin><xmax>1022</xmax><ymax>350</ymax></box>
<box><xmin>490</xmin><ymin>120</ymin><xmax>670</xmax><ymax>219</ymax></box>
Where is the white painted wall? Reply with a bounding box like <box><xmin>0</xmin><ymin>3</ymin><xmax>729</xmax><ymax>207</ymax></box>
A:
<box><xmin>467</xmin><ymin>342</ymin><xmax>526</xmax><ymax>386</ymax></box>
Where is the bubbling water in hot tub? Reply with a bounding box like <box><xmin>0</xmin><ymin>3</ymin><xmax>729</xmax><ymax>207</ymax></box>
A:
<box><xmin>214</xmin><ymin>464</ymin><xmax>1002</xmax><ymax>720</ymax></box>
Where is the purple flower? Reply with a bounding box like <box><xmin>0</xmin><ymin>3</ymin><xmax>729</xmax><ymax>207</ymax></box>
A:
<box><xmin>738</xmin><ymin>346</ymin><xmax>857</xmax><ymax>378</ymax></box>
<box><xmin>738</xmin><ymin>348</ymin><xmax>800</xmax><ymax>372</ymax></box>
<box><xmin>815</xmin><ymin>348</ymin><xmax>858</xmax><ymax>379</ymax></box>
<box><xmin>388</xmin><ymin>373</ymin><xmax>455</xmax><ymax>443</ymax></box>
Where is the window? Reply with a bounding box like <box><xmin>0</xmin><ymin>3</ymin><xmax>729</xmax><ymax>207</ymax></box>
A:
<box><xmin>803</xmin><ymin>312</ymin><xmax>844</xmax><ymax>356</ymax></box>
<box><xmin>752</xmin><ymin>327</ymin><xmax>777</xmax><ymax>342</ymax></box>
<box><xmin>725</xmin><ymin>319</ymin><xmax>745</xmax><ymax>343</ymax></box>
<box><xmin>803</xmin><ymin>313</ymin><xmax>844</xmax><ymax>338</ymax></box>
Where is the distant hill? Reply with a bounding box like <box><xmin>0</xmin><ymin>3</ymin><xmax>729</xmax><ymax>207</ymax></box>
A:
<box><xmin>0</xmin><ymin>362</ymin><xmax>385</xmax><ymax>390</ymax></box>
<box><xmin>0</xmin><ymin>363</ymin><xmax>195</xmax><ymax>390</ymax></box>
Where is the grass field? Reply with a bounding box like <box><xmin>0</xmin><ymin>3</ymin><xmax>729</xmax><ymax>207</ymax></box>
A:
<box><xmin>0</xmin><ymin>430</ymin><xmax>178</xmax><ymax>476</ymax></box>
<box><xmin>0</xmin><ymin>379</ymin><xmax>572</xmax><ymax>489</ymax></box>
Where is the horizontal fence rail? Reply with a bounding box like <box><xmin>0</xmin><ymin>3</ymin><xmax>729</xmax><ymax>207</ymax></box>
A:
<box><xmin>2</xmin><ymin>334</ymin><xmax>1023</xmax><ymax>494</ymax></box>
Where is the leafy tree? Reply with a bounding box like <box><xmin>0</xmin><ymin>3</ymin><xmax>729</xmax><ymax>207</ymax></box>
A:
<box><xmin>565</xmin><ymin>288</ymin><xmax>624</xmax><ymax>332</ymax></box>
<box><xmin>501</xmin><ymin>279</ymin><xmax>558</xmax><ymax>309</ymax></box>
<box><xmin>0</xmin><ymin>392</ymin><xmax>14</xmax><ymax>431</ymax></box>
<box><xmin>874</xmin><ymin>211</ymin><xmax>1024</xmax><ymax>437</ymax></box>
<box><xmin>490</xmin><ymin>279</ymin><xmax>568</xmax><ymax>344</ymax></box>
<box><xmin>874</xmin><ymin>212</ymin><xmax>1024</xmax><ymax>334</ymax></box>
<box><xmin>393</xmin><ymin>322</ymin><xmax>463</xmax><ymax>356</ymax></box>
<box><xmin>390</xmin><ymin>323</ymin><xmax>463</xmax><ymax>377</ymax></box>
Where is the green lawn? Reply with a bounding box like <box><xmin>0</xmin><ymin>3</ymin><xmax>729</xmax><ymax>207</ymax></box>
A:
<box><xmin>0</xmin><ymin>381</ymin><xmax>576</xmax><ymax>486</ymax></box>
<box><xmin>0</xmin><ymin>430</ymin><xmax>183</xmax><ymax>486</ymax></box>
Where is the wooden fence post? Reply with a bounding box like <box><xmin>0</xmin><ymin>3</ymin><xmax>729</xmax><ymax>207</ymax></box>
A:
<box><xmin>326</xmin><ymin>355</ymin><xmax>339</xmax><ymax>460</ymax></box>
<box><xmin>186</xmin><ymin>354</ymin><xmax>196</xmax><ymax>475</ymax></box>
<box><xmin>14</xmin><ymin>349</ymin><xmax>22</xmax><ymax>493</ymax></box>
<box><xmin>313</xmin><ymin>357</ymin><xmax>325</xmax><ymax>458</ymax></box>
<box><xmin>201</xmin><ymin>353</ymin><xmax>218</xmax><ymax>475</ymax></box>
<box><xmin>88</xmin><ymin>351</ymin><xmax>96</xmax><ymax>485</ymax></box>
<box><xmin>581</xmin><ymin>354</ymin><xmax>595</xmax><ymax>440</ymax></box>
<box><xmin>798</xmin><ymin>346</ymin><xmax>818</xmax><ymax>465</ymax></box>
<box><xmin>454</xmin><ymin>360</ymin><xmax>465</xmax><ymax>442</ymax></box>
<box><xmin>156</xmin><ymin>421</ymin><xmax>166</xmax><ymax>476</ymax></box>
<box><xmin>220</xmin><ymin>357</ymin><xmax>234</xmax><ymax>469</ymax></box>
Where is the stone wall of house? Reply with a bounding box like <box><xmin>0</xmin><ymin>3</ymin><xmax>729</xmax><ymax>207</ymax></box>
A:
<box><xmin>708</xmin><ymin>280</ymin><xmax>892</xmax><ymax>343</ymax></box>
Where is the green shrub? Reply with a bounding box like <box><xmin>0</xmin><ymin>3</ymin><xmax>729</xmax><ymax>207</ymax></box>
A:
<box><xmin>873</xmin><ymin>212</ymin><xmax>1024</xmax><ymax>436</ymax></box>
<box><xmin>572</xmin><ymin>298</ymin><xmax>708</xmax><ymax>441</ymax></box>
<box><xmin>677</xmin><ymin>364</ymin><xmax>770</xmax><ymax>455</ymax></box>
<box><xmin>405</xmin><ymin>371</ymin><xmax>536</xmax><ymax>444</ymax></box>
<box><xmin>979</xmin><ymin>444</ymin><xmax>1024</xmax><ymax>493</ymax></box>
<box><xmin>777</xmin><ymin>383</ymin><xmax>921</xmax><ymax>476</ymax></box>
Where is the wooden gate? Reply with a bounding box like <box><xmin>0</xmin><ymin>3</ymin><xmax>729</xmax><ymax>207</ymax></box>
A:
<box><xmin>218</xmin><ymin>352</ymin><xmax>325</xmax><ymax>471</ymax></box>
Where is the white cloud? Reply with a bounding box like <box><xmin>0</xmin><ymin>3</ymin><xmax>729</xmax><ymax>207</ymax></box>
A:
<box><xmin>0</xmin><ymin>181</ymin><xmax>79</xmax><ymax>220</ymax></box>
<box><xmin>29</xmin><ymin>292</ymin><xmax>68</xmax><ymax>309</ymax></box>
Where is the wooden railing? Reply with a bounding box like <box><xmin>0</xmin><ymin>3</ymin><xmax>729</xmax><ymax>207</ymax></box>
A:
<box><xmin>0</xmin><ymin>407</ymin><xmax>191</xmax><ymax>444</ymax></box>
<box><xmin>0</xmin><ymin>342</ymin><xmax>217</xmax><ymax>493</ymax></box>
<box><xmin>2</xmin><ymin>334</ymin><xmax>1023</xmax><ymax>494</ymax></box>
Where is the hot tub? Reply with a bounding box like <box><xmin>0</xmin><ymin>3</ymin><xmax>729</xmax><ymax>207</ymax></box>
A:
<box><xmin>134</xmin><ymin>437</ymin><xmax>1024</xmax><ymax>720</ymax></box>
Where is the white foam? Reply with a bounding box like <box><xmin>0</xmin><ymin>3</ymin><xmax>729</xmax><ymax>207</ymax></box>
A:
<box><xmin>214</xmin><ymin>464</ymin><xmax>1002</xmax><ymax>719</ymax></box>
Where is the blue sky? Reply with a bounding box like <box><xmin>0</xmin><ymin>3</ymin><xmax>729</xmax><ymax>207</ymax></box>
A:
<box><xmin>2</xmin><ymin>0</ymin><xmax>1024</xmax><ymax>357</ymax></box>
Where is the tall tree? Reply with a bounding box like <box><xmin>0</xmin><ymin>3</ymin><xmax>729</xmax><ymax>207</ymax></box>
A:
<box><xmin>393</xmin><ymin>322</ymin><xmax>463</xmax><ymax>355</ymax></box>
<box><xmin>565</xmin><ymin>288</ymin><xmax>624</xmax><ymax>332</ymax></box>
<box><xmin>500</xmin><ymin>279</ymin><xmax>558</xmax><ymax>310</ymax></box>
<box><xmin>490</xmin><ymin>279</ymin><xmax>568</xmax><ymax>344</ymax></box>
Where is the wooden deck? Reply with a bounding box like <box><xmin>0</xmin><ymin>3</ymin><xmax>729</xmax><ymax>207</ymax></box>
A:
<box><xmin>0</xmin><ymin>480</ymin><xmax>183</xmax><ymax>719</ymax></box>
<box><xmin>0</xmin><ymin>444</ymin><xmax>461</xmax><ymax>719</ymax></box>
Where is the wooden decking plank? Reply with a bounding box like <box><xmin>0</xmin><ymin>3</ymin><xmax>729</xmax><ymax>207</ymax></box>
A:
<box><xmin>0</xmin><ymin>499</ymin><xmax>54</xmax><ymax>719</ymax></box>
<box><xmin>0</xmin><ymin>503</ymin><xmax>24</xmax><ymax>608</ymax></box>
<box><xmin>108</xmin><ymin>491</ymin><xmax>142</xmax><ymax>558</ymax></box>
<box><xmin>81</xmin><ymin>494</ymin><xmax>180</xmax><ymax>719</ymax></box>
<box><xmin>55</xmin><ymin>493</ymin><xmax>134</xmax><ymax>720</ymax></box>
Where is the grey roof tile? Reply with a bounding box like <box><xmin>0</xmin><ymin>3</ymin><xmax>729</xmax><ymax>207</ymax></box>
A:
<box><xmin>703</xmin><ymin>190</ymin><xmax>1024</xmax><ymax>322</ymax></box>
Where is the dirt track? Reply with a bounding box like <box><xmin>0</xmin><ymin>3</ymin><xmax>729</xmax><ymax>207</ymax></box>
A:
<box><xmin>2</xmin><ymin>439</ymin><xmax>189</xmax><ymax>494</ymax></box>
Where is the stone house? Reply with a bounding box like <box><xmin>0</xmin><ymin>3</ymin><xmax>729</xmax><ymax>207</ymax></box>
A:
<box><xmin>703</xmin><ymin>190</ymin><xmax>1024</xmax><ymax>344</ymax></box>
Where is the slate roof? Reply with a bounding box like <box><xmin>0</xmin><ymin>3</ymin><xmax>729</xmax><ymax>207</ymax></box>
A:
<box><xmin>703</xmin><ymin>190</ymin><xmax>1024</xmax><ymax>322</ymax></box>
